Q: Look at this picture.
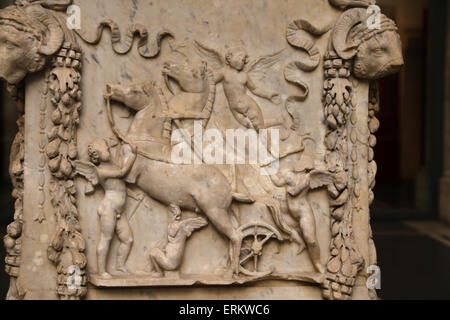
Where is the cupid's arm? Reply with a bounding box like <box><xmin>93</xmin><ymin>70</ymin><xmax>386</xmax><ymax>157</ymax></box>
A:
<box><xmin>104</xmin><ymin>82</ymin><xmax>154</xmax><ymax>111</ymax></box>
<box><xmin>100</xmin><ymin>144</ymin><xmax>137</xmax><ymax>179</ymax></box>
<box><xmin>214</xmin><ymin>70</ymin><xmax>225</xmax><ymax>84</ymax></box>
<box><xmin>270</xmin><ymin>173</ymin><xmax>286</xmax><ymax>187</ymax></box>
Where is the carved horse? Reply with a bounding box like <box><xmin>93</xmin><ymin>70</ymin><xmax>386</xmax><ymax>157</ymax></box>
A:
<box><xmin>105</xmin><ymin>62</ymin><xmax>251</xmax><ymax>276</ymax></box>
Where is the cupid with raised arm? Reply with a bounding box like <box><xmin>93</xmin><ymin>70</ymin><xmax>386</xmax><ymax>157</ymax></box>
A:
<box><xmin>74</xmin><ymin>139</ymin><xmax>137</xmax><ymax>279</ymax></box>
<box><xmin>194</xmin><ymin>41</ymin><xmax>288</xmax><ymax>133</ymax></box>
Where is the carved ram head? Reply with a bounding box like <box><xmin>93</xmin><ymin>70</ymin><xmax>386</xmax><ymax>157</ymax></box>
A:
<box><xmin>332</xmin><ymin>8</ymin><xmax>404</xmax><ymax>79</ymax></box>
<box><xmin>0</xmin><ymin>4</ymin><xmax>65</xmax><ymax>84</ymax></box>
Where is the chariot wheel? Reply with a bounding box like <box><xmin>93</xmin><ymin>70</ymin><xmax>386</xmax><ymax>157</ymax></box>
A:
<box><xmin>237</xmin><ymin>222</ymin><xmax>283</xmax><ymax>277</ymax></box>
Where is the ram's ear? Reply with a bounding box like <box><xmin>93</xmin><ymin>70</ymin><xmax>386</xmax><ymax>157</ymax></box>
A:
<box><xmin>332</xmin><ymin>8</ymin><xmax>367</xmax><ymax>60</ymax></box>
<box><xmin>27</xmin><ymin>54</ymin><xmax>46</xmax><ymax>73</ymax></box>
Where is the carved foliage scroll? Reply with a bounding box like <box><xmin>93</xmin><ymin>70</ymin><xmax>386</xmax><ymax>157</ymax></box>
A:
<box><xmin>321</xmin><ymin>50</ymin><xmax>364</xmax><ymax>300</ymax></box>
<box><xmin>321</xmin><ymin>6</ymin><xmax>402</xmax><ymax>300</ymax></box>
<box><xmin>46</xmin><ymin>41</ymin><xmax>87</xmax><ymax>300</ymax></box>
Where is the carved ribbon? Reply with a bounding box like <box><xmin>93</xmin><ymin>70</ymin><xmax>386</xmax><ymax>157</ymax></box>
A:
<box><xmin>74</xmin><ymin>20</ymin><xmax>173</xmax><ymax>59</ymax></box>
<box><xmin>285</xmin><ymin>19</ymin><xmax>333</xmax><ymax>129</ymax></box>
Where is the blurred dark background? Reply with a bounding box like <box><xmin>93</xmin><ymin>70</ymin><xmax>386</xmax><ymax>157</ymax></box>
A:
<box><xmin>0</xmin><ymin>0</ymin><xmax>449</xmax><ymax>300</ymax></box>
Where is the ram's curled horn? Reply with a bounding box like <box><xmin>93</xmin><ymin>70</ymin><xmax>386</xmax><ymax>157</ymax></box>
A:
<box><xmin>332</xmin><ymin>8</ymin><xmax>367</xmax><ymax>60</ymax></box>
<box><xmin>328</xmin><ymin>0</ymin><xmax>376</xmax><ymax>10</ymax></box>
<box><xmin>25</xmin><ymin>5</ymin><xmax>64</xmax><ymax>56</ymax></box>
<box><xmin>40</xmin><ymin>0</ymin><xmax>73</xmax><ymax>11</ymax></box>
<box><xmin>16</xmin><ymin>0</ymin><xmax>73</xmax><ymax>11</ymax></box>
<box><xmin>74</xmin><ymin>20</ymin><xmax>173</xmax><ymax>59</ymax></box>
<box><xmin>286</xmin><ymin>19</ymin><xmax>332</xmax><ymax>71</ymax></box>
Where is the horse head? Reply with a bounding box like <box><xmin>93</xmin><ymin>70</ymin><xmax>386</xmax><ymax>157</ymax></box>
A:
<box><xmin>162</xmin><ymin>59</ymin><xmax>208</xmax><ymax>94</ymax></box>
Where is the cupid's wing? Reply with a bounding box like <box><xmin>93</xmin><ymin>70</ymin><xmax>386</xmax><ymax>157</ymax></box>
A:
<box><xmin>309</xmin><ymin>170</ymin><xmax>333</xmax><ymax>190</ymax></box>
<box><xmin>193</xmin><ymin>41</ymin><xmax>224</xmax><ymax>71</ymax></box>
<box><xmin>74</xmin><ymin>160</ymin><xmax>99</xmax><ymax>186</ymax></box>
<box><xmin>181</xmin><ymin>217</ymin><xmax>208</xmax><ymax>237</ymax></box>
<box><xmin>247</xmin><ymin>49</ymin><xmax>286</xmax><ymax>82</ymax></box>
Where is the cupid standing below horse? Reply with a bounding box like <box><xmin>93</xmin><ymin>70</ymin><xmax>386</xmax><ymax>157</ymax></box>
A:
<box><xmin>76</xmin><ymin>58</ymin><xmax>254</xmax><ymax>277</ymax></box>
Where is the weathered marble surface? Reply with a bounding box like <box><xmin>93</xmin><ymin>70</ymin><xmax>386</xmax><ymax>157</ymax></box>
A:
<box><xmin>1</xmin><ymin>0</ymin><xmax>402</xmax><ymax>300</ymax></box>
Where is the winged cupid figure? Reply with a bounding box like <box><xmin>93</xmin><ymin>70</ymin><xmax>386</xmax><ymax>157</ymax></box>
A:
<box><xmin>74</xmin><ymin>139</ymin><xmax>137</xmax><ymax>279</ymax></box>
<box><xmin>194</xmin><ymin>41</ymin><xmax>289</xmax><ymax>133</ymax></box>
<box><xmin>148</xmin><ymin>204</ymin><xmax>208</xmax><ymax>277</ymax></box>
<box><xmin>270</xmin><ymin>167</ymin><xmax>333</xmax><ymax>274</ymax></box>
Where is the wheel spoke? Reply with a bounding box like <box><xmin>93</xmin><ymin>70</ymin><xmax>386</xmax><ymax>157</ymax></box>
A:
<box><xmin>239</xmin><ymin>224</ymin><xmax>278</xmax><ymax>275</ymax></box>
<box><xmin>240</xmin><ymin>252</ymin><xmax>253</xmax><ymax>265</ymax></box>
<box><xmin>260</xmin><ymin>232</ymin><xmax>274</xmax><ymax>246</ymax></box>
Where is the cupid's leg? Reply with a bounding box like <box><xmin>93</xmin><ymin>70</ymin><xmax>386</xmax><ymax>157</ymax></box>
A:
<box><xmin>288</xmin><ymin>195</ymin><xmax>324</xmax><ymax>273</ymax></box>
<box><xmin>116</xmin><ymin>214</ymin><xmax>134</xmax><ymax>274</ymax></box>
<box><xmin>245</xmin><ymin>100</ymin><xmax>265</xmax><ymax>131</ymax></box>
<box><xmin>232</xmin><ymin>110</ymin><xmax>254</xmax><ymax>129</ymax></box>
<box><xmin>97</xmin><ymin>202</ymin><xmax>116</xmax><ymax>279</ymax></box>
<box><xmin>297</xmin><ymin>199</ymin><xmax>324</xmax><ymax>274</ymax></box>
<box><xmin>149</xmin><ymin>248</ymin><xmax>166</xmax><ymax>277</ymax></box>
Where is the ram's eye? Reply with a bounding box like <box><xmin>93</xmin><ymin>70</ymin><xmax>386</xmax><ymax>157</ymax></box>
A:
<box><xmin>373</xmin><ymin>47</ymin><xmax>385</xmax><ymax>55</ymax></box>
<box><xmin>5</xmin><ymin>40</ymin><xmax>17</xmax><ymax>49</ymax></box>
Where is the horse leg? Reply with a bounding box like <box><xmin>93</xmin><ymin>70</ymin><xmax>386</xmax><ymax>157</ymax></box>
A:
<box><xmin>201</xmin><ymin>206</ymin><xmax>242</xmax><ymax>276</ymax></box>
